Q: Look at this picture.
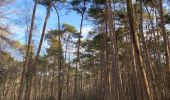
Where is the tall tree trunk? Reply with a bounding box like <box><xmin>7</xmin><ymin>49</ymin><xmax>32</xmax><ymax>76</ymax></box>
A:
<box><xmin>126</xmin><ymin>0</ymin><xmax>151</xmax><ymax>99</ymax></box>
<box><xmin>25</xmin><ymin>4</ymin><xmax>51</xmax><ymax>100</ymax></box>
<box><xmin>65</xmin><ymin>34</ymin><xmax>71</xmax><ymax>98</ymax></box>
<box><xmin>18</xmin><ymin>0</ymin><xmax>37</xmax><ymax>100</ymax></box>
<box><xmin>108</xmin><ymin>1</ymin><xmax>122</xmax><ymax>100</ymax></box>
<box><xmin>54</xmin><ymin>6</ymin><xmax>63</xmax><ymax>100</ymax></box>
<box><xmin>74</xmin><ymin>4</ymin><xmax>85</xmax><ymax>99</ymax></box>
<box><xmin>57</xmin><ymin>33</ymin><xmax>62</xmax><ymax>100</ymax></box>
<box><xmin>139</xmin><ymin>1</ymin><xmax>157</xmax><ymax>100</ymax></box>
<box><xmin>50</xmin><ymin>60</ymin><xmax>56</xmax><ymax>99</ymax></box>
<box><xmin>158</xmin><ymin>1</ymin><xmax>170</xmax><ymax>98</ymax></box>
<box><xmin>158</xmin><ymin>0</ymin><xmax>170</xmax><ymax>69</ymax></box>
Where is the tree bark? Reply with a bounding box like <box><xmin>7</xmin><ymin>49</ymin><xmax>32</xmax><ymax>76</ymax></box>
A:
<box><xmin>25</xmin><ymin>3</ymin><xmax>51</xmax><ymax>100</ymax></box>
<box><xmin>18</xmin><ymin>0</ymin><xmax>37</xmax><ymax>100</ymax></box>
<box><xmin>158</xmin><ymin>0</ymin><xmax>170</xmax><ymax>69</ymax></box>
<box><xmin>126</xmin><ymin>0</ymin><xmax>151</xmax><ymax>99</ymax></box>
<box><xmin>74</xmin><ymin>3</ymin><xmax>85</xmax><ymax>99</ymax></box>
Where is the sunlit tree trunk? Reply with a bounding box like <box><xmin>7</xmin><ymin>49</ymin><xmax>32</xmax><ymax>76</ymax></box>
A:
<box><xmin>139</xmin><ymin>1</ymin><xmax>158</xmax><ymax>99</ymax></box>
<box><xmin>126</xmin><ymin>0</ymin><xmax>151</xmax><ymax>99</ymax></box>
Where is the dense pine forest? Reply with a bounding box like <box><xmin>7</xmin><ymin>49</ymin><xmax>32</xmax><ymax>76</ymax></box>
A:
<box><xmin>0</xmin><ymin>0</ymin><xmax>170</xmax><ymax>100</ymax></box>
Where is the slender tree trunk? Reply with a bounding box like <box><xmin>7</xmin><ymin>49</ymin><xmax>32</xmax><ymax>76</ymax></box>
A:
<box><xmin>139</xmin><ymin>1</ymin><xmax>158</xmax><ymax>100</ymax></box>
<box><xmin>17</xmin><ymin>1</ymin><xmax>37</xmax><ymax>100</ymax></box>
<box><xmin>158</xmin><ymin>1</ymin><xmax>170</xmax><ymax>98</ymax></box>
<box><xmin>158</xmin><ymin>0</ymin><xmax>170</xmax><ymax>69</ymax></box>
<box><xmin>54</xmin><ymin>6</ymin><xmax>63</xmax><ymax>100</ymax></box>
<box><xmin>126</xmin><ymin>0</ymin><xmax>151</xmax><ymax>100</ymax></box>
<box><xmin>25</xmin><ymin>4</ymin><xmax>51</xmax><ymax>100</ymax></box>
<box><xmin>65</xmin><ymin>34</ymin><xmax>71</xmax><ymax>98</ymax></box>
<box><xmin>103</xmin><ymin>9</ymin><xmax>109</xmax><ymax>99</ymax></box>
<box><xmin>99</xmin><ymin>25</ymin><xmax>104</xmax><ymax>100</ymax></box>
<box><xmin>74</xmin><ymin>5</ymin><xmax>85</xmax><ymax>99</ymax></box>
<box><xmin>50</xmin><ymin>60</ymin><xmax>56</xmax><ymax>99</ymax></box>
<box><xmin>57</xmin><ymin>35</ymin><xmax>62</xmax><ymax>100</ymax></box>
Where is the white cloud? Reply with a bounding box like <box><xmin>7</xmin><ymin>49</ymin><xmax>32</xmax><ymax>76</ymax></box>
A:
<box><xmin>10</xmin><ymin>25</ymin><xmax>25</xmax><ymax>34</ymax></box>
<box><xmin>9</xmin><ymin>24</ymin><xmax>26</xmax><ymax>43</ymax></box>
<box><xmin>82</xmin><ymin>26</ymin><xmax>92</xmax><ymax>38</ymax></box>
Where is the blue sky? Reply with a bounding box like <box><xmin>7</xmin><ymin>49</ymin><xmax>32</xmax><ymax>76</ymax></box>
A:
<box><xmin>5</xmin><ymin>0</ymin><xmax>93</xmax><ymax>60</ymax></box>
<box><xmin>5</xmin><ymin>0</ymin><xmax>170</xmax><ymax>60</ymax></box>
<box><xmin>9</xmin><ymin>0</ymin><xmax>92</xmax><ymax>45</ymax></box>
<box><xmin>8</xmin><ymin>0</ymin><xmax>169</xmax><ymax>44</ymax></box>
